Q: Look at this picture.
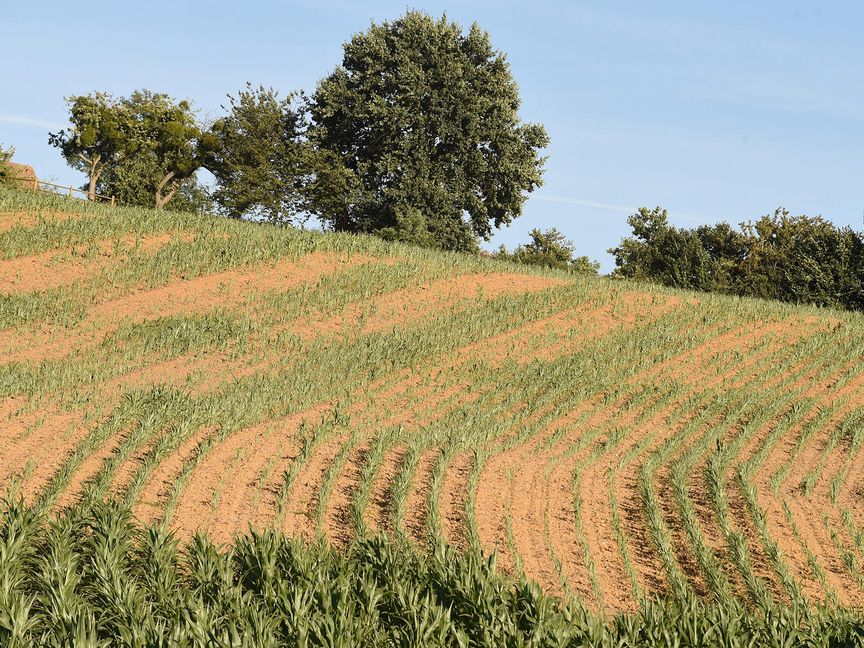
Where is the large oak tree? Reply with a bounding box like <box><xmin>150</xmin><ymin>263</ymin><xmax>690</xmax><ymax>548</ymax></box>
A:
<box><xmin>309</xmin><ymin>11</ymin><xmax>549</xmax><ymax>251</ymax></box>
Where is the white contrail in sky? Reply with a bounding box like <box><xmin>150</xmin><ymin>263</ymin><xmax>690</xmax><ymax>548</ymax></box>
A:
<box><xmin>0</xmin><ymin>114</ymin><xmax>65</xmax><ymax>130</ymax></box>
<box><xmin>532</xmin><ymin>193</ymin><xmax>707</xmax><ymax>224</ymax></box>
<box><xmin>531</xmin><ymin>194</ymin><xmax>636</xmax><ymax>214</ymax></box>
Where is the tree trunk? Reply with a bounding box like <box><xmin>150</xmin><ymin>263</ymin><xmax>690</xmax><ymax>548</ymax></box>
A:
<box><xmin>82</xmin><ymin>153</ymin><xmax>101</xmax><ymax>201</ymax></box>
<box><xmin>155</xmin><ymin>171</ymin><xmax>179</xmax><ymax>210</ymax></box>
<box><xmin>88</xmin><ymin>168</ymin><xmax>100</xmax><ymax>201</ymax></box>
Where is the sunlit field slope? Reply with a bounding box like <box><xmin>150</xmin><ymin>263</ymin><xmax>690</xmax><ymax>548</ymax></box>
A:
<box><xmin>2</xmin><ymin>190</ymin><xmax>863</xmax><ymax>617</ymax></box>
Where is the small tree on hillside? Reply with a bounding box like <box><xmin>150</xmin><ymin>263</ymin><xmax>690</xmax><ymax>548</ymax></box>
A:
<box><xmin>49</xmin><ymin>93</ymin><xmax>128</xmax><ymax>200</ymax></box>
<box><xmin>92</xmin><ymin>90</ymin><xmax>211</xmax><ymax>210</ymax></box>
<box><xmin>496</xmin><ymin>228</ymin><xmax>600</xmax><ymax>274</ymax></box>
<box><xmin>309</xmin><ymin>11</ymin><xmax>549</xmax><ymax>251</ymax></box>
<box><xmin>207</xmin><ymin>84</ymin><xmax>311</xmax><ymax>224</ymax></box>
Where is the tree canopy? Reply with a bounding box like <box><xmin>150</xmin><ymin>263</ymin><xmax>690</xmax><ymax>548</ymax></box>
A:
<box><xmin>309</xmin><ymin>11</ymin><xmax>549</xmax><ymax>252</ymax></box>
<box><xmin>97</xmin><ymin>152</ymin><xmax>212</xmax><ymax>214</ymax></box>
<box><xmin>608</xmin><ymin>207</ymin><xmax>718</xmax><ymax>291</ymax></box>
<box><xmin>48</xmin><ymin>93</ymin><xmax>128</xmax><ymax>200</ymax></box>
<box><xmin>50</xmin><ymin>91</ymin><xmax>209</xmax><ymax>211</ymax></box>
<box><xmin>206</xmin><ymin>84</ymin><xmax>311</xmax><ymax>224</ymax></box>
<box><xmin>121</xmin><ymin>90</ymin><xmax>207</xmax><ymax>210</ymax></box>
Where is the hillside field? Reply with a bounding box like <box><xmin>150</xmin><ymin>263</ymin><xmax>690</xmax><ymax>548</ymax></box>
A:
<box><xmin>1</xmin><ymin>189</ymin><xmax>863</xmax><ymax>620</ymax></box>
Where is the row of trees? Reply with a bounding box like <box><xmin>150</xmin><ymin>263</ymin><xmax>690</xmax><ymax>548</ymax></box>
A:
<box><xmin>48</xmin><ymin>11</ymin><xmax>549</xmax><ymax>253</ymax></box>
<box><xmin>49</xmin><ymin>91</ymin><xmax>209</xmax><ymax>211</ymax></box>
<box><xmin>610</xmin><ymin>207</ymin><xmax>864</xmax><ymax>311</ymax></box>
<box><xmin>26</xmin><ymin>10</ymin><xmax>863</xmax><ymax>310</ymax></box>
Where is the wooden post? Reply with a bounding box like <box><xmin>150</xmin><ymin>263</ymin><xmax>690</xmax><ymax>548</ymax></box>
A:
<box><xmin>33</xmin><ymin>178</ymin><xmax>38</xmax><ymax>191</ymax></box>
<box><xmin>111</xmin><ymin>196</ymin><xmax>116</xmax><ymax>207</ymax></box>
<box><xmin>69</xmin><ymin>185</ymin><xmax>74</xmax><ymax>196</ymax></box>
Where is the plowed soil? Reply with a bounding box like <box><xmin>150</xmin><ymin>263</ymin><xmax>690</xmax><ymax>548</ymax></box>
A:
<box><xmin>4</xmin><ymin>207</ymin><xmax>863</xmax><ymax>615</ymax></box>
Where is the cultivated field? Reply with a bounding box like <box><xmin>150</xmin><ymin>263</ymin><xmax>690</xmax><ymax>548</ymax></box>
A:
<box><xmin>1</xmin><ymin>190</ymin><xmax>863</xmax><ymax>618</ymax></box>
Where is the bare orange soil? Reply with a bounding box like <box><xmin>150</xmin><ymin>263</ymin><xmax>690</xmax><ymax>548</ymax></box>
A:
<box><xmin>0</xmin><ymin>251</ymin><xmax>367</xmax><ymax>364</ymax></box>
<box><xmin>0</xmin><ymin>209</ymin><xmax>90</xmax><ymax>233</ymax></box>
<box><xmin>3</xmin><ymin>209</ymin><xmax>863</xmax><ymax>615</ymax></box>
<box><xmin>289</xmin><ymin>272</ymin><xmax>567</xmax><ymax>339</ymax></box>
<box><xmin>0</xmin><ymin>232</ymin><xmax>189</xmax><ymax>294</ymax></box>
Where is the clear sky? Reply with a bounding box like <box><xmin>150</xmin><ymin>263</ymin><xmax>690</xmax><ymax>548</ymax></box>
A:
<box><xmin>2</xmin><ymin>1</ymin><xmax>862</xmax><ymax>270</ymax></box>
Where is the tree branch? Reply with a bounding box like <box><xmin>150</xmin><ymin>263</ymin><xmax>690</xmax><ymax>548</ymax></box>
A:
<box><xmin>156</xmin><ymin>171</ymin><xmax>176</xmax><ymax>194</ymax></box>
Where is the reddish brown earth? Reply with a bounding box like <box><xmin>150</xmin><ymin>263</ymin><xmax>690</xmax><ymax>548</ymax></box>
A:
<box><xmin>132</xmin><ymin>425</ymin><xmax>217</xmax><ymax>526</ymax></box>
<box><xmin>172</xmin><ymin>408</ymin><xmax>328</xmax><ymax>543</ymax></box>
<box><xmin>0</xmin><ymin>210</ymin><xmax>91</xmax><ymax>233</ymax></box>
<box><xmin>290</xmin><ymin>272</ymin><xmax>566</xmax><ymax>339</ymax></box>
<box><xmin>2</xmin><ymin>252</ymin><xmax>373</xmax><ymax>364</ymax></box>
<box><xmin>0</xmin><ymin>233</ymin><xmax>191</xmax><ymax>294</ymax></box>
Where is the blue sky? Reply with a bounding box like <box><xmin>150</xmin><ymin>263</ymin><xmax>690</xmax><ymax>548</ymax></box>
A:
<box><xmin>2</xmin><ymin>1</ymin><xmax>862</xmax><ymax>270</ymax></box>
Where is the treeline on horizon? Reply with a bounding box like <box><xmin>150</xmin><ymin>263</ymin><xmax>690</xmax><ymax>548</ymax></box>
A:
<box><xmin>610</xmin><ymin>207</ymin><xmax>864</xmax><ymax>313</ymax></box>
<box><xmin>1</xmin><ymin>9</ymin><xmax>862</xmax><ymax>313</ymax></box>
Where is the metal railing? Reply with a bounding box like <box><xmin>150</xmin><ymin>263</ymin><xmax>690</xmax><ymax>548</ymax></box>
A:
<box><xmin>6</xmin><ymin>176</ymin><xmax>115</xmax><ymax>205</ymax></box>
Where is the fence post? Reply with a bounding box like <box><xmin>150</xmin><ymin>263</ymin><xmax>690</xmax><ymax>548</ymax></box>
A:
<box><xmin>33</xmin><ymin>178</ymin><xmax>38</xmax><ymax>191</ymax></box>
<box><xmin>111</xmin><ymin>196</ymin><xmax>116</xmax><ymax>207</ymax></box>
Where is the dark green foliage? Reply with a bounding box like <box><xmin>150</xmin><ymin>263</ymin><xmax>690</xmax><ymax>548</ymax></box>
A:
<box><xmin>97</xmin><ymin>151</ymin><xmax>213</xmax><ymax>214</ymax></box>
<box><xmin>206</xmin><ymin>84</ymin><xmax>312</xmax><ymax>225</ymax></box>
<box><xmin>610</xmin><ymin>207</ymin><xmax>864</xmax><ymax>311</ymax></box>
<box><xmin>735</xmin><ymin>210</ymin><xmax>864</xmax><ymax>310</ymax></box>
<box><xmin>495</xmin><ymin>228</ymin><xmax>600</xmax><ymax>274</ymax></box>
<box><xmin>1</xmin><ymin>500</ymin><xmax>862</xmax><ymax>647</ymax></box>
<box><xmin>167</xmin><ymin>178</ymin><xmax>215</xmax><ymax>215</ymax></box>
<box><xmin>309</xmin><ymin>11</ymin><xmax>549</xmax><ymax>252</ymax></box>
<box><xmin>609</xmin><ymin>207</ymin><xmax>720</xmax><ymax>291</ymax></box>
<box><xmin>52</xmin><ymin>91</ymin><xmax>211</xmax><ymax>211</ymax></box>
